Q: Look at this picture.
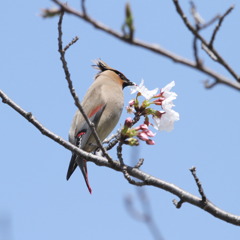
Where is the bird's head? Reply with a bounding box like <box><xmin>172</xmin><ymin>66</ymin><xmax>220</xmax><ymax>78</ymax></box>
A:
<box><xmin>93</xmin><ymin>59</ymin><xmax>135</xmax><ymax>88</ymax></box>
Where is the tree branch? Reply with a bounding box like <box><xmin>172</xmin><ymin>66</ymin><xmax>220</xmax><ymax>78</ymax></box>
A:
<box><xmin>1</xmin><ymin>88</ymin><xmax>240</xmax><ymax>225</ymax></box>
<box><xmin>209</xmin><ymin>5</ymin><xmax>234</xmax><ymax>48</ymax></box>
<box><xmin>0</xmin><ymin>87</ymin><xmax>239</xmax><ymax>224</ymax></box>
<box><xmin>190</xmin><ymin>167</ymin><xmax>207</xmax><ymax>203</ymax></box>
<box><xmin>51</xmin><ymin>0</ymin><xmax>240</xmax><ymax>90</ymax></box>
<box><xmin>125</xmin><ymin>189</ymin><xmax>164</xmax><ymax>240</ymax></box>
<box><xmin>57</xmin><ymin>10</ymin><xmax>113</xmax><ymax>164</ymax></box>
<box><xmin>173</xmin><ymin>0</ymin><xmax>239</xmax><ymax>82</ymax></box>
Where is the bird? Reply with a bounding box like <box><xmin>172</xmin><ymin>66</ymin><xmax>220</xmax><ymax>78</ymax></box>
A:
<box><xmin>67</xmin><ymin>59</ymin><xmax>135</xmax><ymax>193</ymax></box>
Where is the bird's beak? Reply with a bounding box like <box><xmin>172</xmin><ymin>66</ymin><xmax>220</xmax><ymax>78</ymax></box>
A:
<box><xmin>124</xmin><ymin>79</ymin><xmax>136</xmax><ymax>87</ymax></box>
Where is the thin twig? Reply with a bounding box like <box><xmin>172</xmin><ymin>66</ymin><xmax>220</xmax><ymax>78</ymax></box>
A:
<box><xmin>189</xmin><ymin>1</ymin><xmax>220</xmax><ymax>30</ymax></box>
<box><xmin>117</xmin><ymin>142</ymin><xmax>125</xmax><ymax>166</ymax></box>
<box><xmin>103</xmin><ymin>131</ymin><xmax>121</xmax><ymax>150</ymax></box>
<box><xmin>63</xmin><ymin>36</ymin><xmax>79</xmax><ymax>52</ymax></box>
<box><xmin>125</xmin><ymin>195</ymin><xmax>146</xmax><ymax>221</ymax></box>
<box><xmin>209</xmin><ymin>5</ymin><xmax>234</xmax><ymax>48</ymax></box>
<box><xmin>134</xmin><ymin>158</ymin><xmax>144</xmax><ymax>169</ymax></box>
<box><xmin>204</xmin><ymin>79</ymin><xmax>218</xmax><ymax>89</ymax></box>
<box><xmin>57</xmin><ymin>11</ymin><xmax>114</xmax><ymax>164</ymax></box>
<box><xmin>201</xmin><ymin>15</ymin><xmax>220</xmax><ymax>29</ymax></box>
<box><xmin>81</xmin><ymin>0</ymin><xmax>87</xmax><ymax>16</ymax></box>
<box><xmin>117</xmin><ymin>142</ymin><xmax>146</xmax><ymax>186</ymax></box>
<box><xmin>201</xmin><ymin>43</ymin><xmax>218</xmax><ymax>61</ymax></box>
<box><xmin>172</xmin><ymin>199</ymin><xmax>185</xmax><ymax>209</ymax></box>
<box><xmin>190</xmin><ymin>1</ymin><xmax>205</xmax><ymax>25</ymax></box>
<box><xmin>125</xmin><ymin>189</ymin><xmax>164</xmax><ymax>240</ymax></box>
<box><xmin>193</xmin><ymin>36</ymin><xmax>202</xmax><ymax>67</ymax></box>
<box><xmin>190</xmin><ymin>167</ymin><xmax>207</xmax><ymax>203</ymax></box>
<box><xmin>173</xmin><ymin>0</ymin><xmax>239</xmax><ymax>82</ymax></box>
<box><xmin>123</xmin><ymin>168</ymin><xmax>146</xmax><ymax>186</ymax></box>
<box><xmin>190</xmin><ymin>2</ymin><xmax>202</xmax><ymax>67</ymax></box>
<box><xmin>51</xmin><ymin>0</ymin><xmax>240</xmax><ymax>90</ymax></box>
<box><xmin>102</xmin><ymin>132</ymin><xmax>120</xmax><ymax>144</ymax></box>
<box><xmin>105</xmin><ymin>137</ymin><xmax>120</xmax><ymax>151</ymax></box>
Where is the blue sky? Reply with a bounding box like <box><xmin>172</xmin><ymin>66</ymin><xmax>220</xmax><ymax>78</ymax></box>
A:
<box><xmin>1</xmin><ymin>0</ymin><xmax>240</xmax><ymax>239</ymax></box>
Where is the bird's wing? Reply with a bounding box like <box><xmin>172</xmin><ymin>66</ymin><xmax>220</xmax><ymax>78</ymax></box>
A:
<box><xmin>76</xmin><ymin>103</ymin><xmax>106</xmax><ymax>149</ymax></box>
<box><xmin>66</xmin><ymin>104</ymin><xmax>106</xmax><ymax>181</ymax></box>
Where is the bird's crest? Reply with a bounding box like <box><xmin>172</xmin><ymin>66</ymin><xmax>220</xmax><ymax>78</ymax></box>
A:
<box><xmin>92</xmin><ymin>59</ymin><xmax>114</xmax><ymax>72</ymax></box>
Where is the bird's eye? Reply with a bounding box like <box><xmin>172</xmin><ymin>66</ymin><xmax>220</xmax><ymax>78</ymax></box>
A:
<box><xmin>116</xmin><ymin>71</ymin><xmax>124</xmax><ymax>79</ymax></box>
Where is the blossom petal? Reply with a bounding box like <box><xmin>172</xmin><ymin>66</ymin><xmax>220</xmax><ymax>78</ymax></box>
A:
<box><xmin>130</xmin><ymin>79</ymin><xmax>159</xmax><ymax>100</ymax></box>
<box><xmin>153</xmin><ymin>109</ymin><xmax>179</xmax><ymax>132</ymax></box>
<box><xmin>161</xmin><ymin>81</ymin><xmax>175</xmax><ymax>93</ymax></box>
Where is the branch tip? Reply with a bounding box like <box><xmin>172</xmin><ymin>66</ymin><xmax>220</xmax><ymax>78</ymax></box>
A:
<box><xmin>134</xmin><ymin>158</ymin><xmax>144</xmax><ymax>169</ymax></box>
<box><xmin>173</xmin><ymin>199</ymin><xmax>184</xmax><ymax>209</ymax></box>
<box><xmin>190</xmin><ymin>166</ymin><xmax>207</xmax><ymax>203</ymax></box>
<box><xmin>209</xmin><ymin>5</ymin><xmax>235</xmax><ymax>48</ymax></box>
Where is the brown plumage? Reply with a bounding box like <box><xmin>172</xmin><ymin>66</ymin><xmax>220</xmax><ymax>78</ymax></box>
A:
<box><xmin>67</xmin><ymin>59</ymin><xmax>134</xmax><ymax>193</ymax></box>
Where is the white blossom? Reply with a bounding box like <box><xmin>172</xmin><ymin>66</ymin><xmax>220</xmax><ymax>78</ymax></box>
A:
<box><xmin>153</xmin><ymin>110</ymin><xmax>179</xmax><ymax>132</ymax></box>
<box><xmin>161</xmin><ymin>81</ymin><xmax>177</xmax><ymax>100</ymax></box>
<box><xmin>130</xmin><ymin>79</ymin><xmax>158</xmax><ymax>100</ymax></box>
<box><xmin>153</xmin><ymin>81</ymin><xmax>179</xmax><ymax>132</ymax></box>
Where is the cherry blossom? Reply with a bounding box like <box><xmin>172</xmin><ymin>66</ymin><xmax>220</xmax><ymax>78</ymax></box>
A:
<box><xmin>130</xmin><ymin>79</ymin><xmax>158</xmax><ymax>100</ymax></box>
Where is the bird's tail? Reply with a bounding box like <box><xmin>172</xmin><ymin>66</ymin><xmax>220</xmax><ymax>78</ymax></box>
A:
<box><xmin>66</xmin><ymin>154</ymin><xmax>92</xmax><ymax>194</ymax></box>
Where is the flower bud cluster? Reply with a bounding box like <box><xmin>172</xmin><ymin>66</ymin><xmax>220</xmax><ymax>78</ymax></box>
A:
<box><xmin>121</xmin><ymin>79</ymin><xmax>180</xmax><ymax>146</ymax></box>
<box><xmin>121</xmin><ymin>118</ymin><xmax>155</xmax><ymax>146</ymax></box>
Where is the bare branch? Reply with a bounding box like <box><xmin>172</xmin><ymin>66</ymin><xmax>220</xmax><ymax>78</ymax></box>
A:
<box><xmin>134</xmin><ymin>158</ymin><xmax>144</xmax><ymax>169</ymax></box>
<box><xmin>105</xmin><ymin>137</ymin><xmax>120</xmax><ymax>151</ymax></box>
<box><xmin>189</xmin><ymin>2</ymin><xmax>203</xmax><ymax>67</ymax></box>
<box><xmin>57</xmin><ymin>11</ymin><xmax>113</xmax><ymax>164</ymax></box>
<box><xmin>189</xmin><ymin>1</ymin><xmax>220</xmax><ymax>30</ymax></box>
<box><xmin>63</xmin><ymin>36</ymin><xmax>79</xmax><ymax>52</ymax></box>
<box><xmin>209</xmin><ymin>5</ymin><xmax>234</xmax><ymax>48</ymax></box>
<box><xmin>201</xmin><ymin>15</ymin><xmax>220</xmax><ymax>30</ymax></box>
<box><xmin>125</xmin><ymin>194</ymin><xmax>146</xmax><ymax>221</ymax></box>
<box><xmin>204</xmin><ymin>79</ymin><xmax>218</xmax><ymax>89</ymax></box>
<box><xmin>81</xmin><ymin>0</ymin><xmax>87</xmax><ymax>16</ymax></box>
<box><xmin>125</xmin><ymin>189</ymin><xmax>164</xmax><ymax>240</ymax></box>
<box><xmin>172</xmin><ymin>198</ymin><xmax>185</xmax><ymax>209</ymax></box>
<box><xmin>190</xmin><ymin>167</ymin><xmax>207</xmax><ymax>203</ymax></box>
<box><xmin>51</xmin><ymin>0</ymin><xmax>240</xmax><ymax>90</ymax></box>
<box><xmin>102</xmin><ymin>132</ymin><xmax>119</xmax><ymax>145</ymax></box>
<box><xmin>1</xmin><ymin>88</ymin><xmax>240</xmax><ymax>225</ymax></box>
<box><xmin>172</xmin><ymin>0</ymin><xmax>239</xmax><ymax>82</ymax></box>
<box><xmin>201</xmin><ymin>43</ymin><xmax>218</xmax><ymax>61</ymax></box>
<box><xmin>190</xmin><ymin>1</ymin><xmax>205</xmax><ymax>26</ymax></box>
<box><xmin>117</xmin><ymin>142</ymin><xmax>146</xmax><ymax>186</ymax></box>
<box><xmin>103</xmin><ymin>130</ymin><xmax>121</xmax><ymax>151</ymax></box>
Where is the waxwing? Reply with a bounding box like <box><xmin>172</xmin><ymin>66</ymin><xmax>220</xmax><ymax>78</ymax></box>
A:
<box><xmin>67</xmin><ymin>59</ymin><xmax>134</xmax><ymax>193</ymax></box>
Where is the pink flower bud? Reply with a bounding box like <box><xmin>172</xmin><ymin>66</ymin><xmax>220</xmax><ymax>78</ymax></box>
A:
<box><xmin>128</xmin><ymin>99</ymin><xmax>135</xmax><ymax>107</ymax></box>
<box><xmin>124</xmin><ymin>117</ymin><xmax>133</xmax><ymax>128</ymax></box>
<box><xmin>153</xmin><ymin>98</ymin><xmax>164</xmax><ymax>105</ymax></box>
<box><xmin>140</xmin><ymin>124</ymin><xmax>148</xmax><ymax>130</ymax></box>
<box><xmin>138</xmin><ymin>132</ymin><xmax>149</xmax><ymax>141</ymax></box>
<box><xmin>153</xmin><ymin>92</ymin><xmax>163</xmax><ymax>98</ymax></box>
<box><xmin>145</xmin><ymin>130</ymin><xmax>156</xmax><ymax>137</ymax></box>
<box><xmin>144</xmin><ymin>117</ymin><xmax>150</xmax><ymax>126</ymax></box>
<box><xmin>146</xmin><ymin>139</ymin><xmax>155</xmax><ymax>145</ymax></box>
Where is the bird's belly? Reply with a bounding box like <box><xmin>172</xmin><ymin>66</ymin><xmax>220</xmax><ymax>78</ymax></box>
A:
<box><xmin>84</xmin><ymin>102</ymin><xmax>123</xmax><ymax>152</ymax></box>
